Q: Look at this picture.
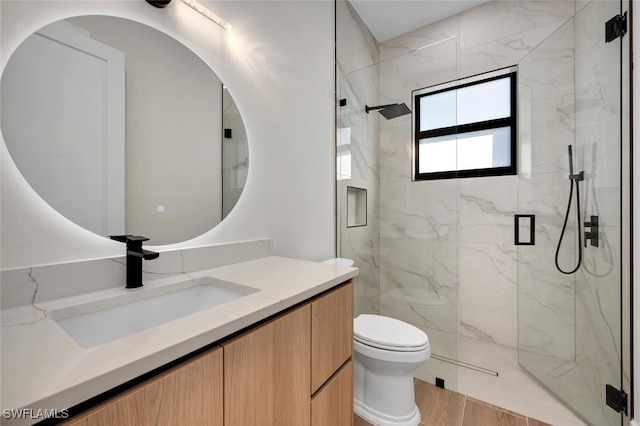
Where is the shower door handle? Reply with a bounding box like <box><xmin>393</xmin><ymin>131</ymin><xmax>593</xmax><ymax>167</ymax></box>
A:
<box><xmin>514</xmin><ymin>214</ymin><xmax>535</xmax><ymax>246</ymax></box>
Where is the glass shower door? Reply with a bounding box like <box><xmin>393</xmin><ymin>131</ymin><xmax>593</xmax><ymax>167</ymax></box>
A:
<box><xmin>517</xmin><ymin>1</ymin><xmax>624</xmax><ymax>425</ymax></box>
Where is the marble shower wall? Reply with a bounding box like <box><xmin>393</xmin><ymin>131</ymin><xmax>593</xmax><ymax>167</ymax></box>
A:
<box><xmin>517</xmin><ymin>18</ymin><xmax>577</xmax><ymax>361</ymax></box>
<box><xmin>336</xmin><ymin>0</ymin><xmax>381</xmax><ymax>316</ymax></box>
<box><xmin>378</xmin><ymin>0</ymin><xmax>577</xmax><ymax>362</ymax></box>
<box><xmin>378</xmin><ymin>34</ymin><xmax>459</xmax><ymax>363</ymax></box>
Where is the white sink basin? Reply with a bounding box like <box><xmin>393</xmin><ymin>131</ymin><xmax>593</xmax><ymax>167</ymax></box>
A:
<box><xmin>49</xmin><ymin>277</ymin><xmax>258</xmax><ymax>348</ymax></box>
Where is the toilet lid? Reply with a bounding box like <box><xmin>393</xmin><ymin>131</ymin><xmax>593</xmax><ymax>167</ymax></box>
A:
<box><xmin>354</xmin><ymin>314</ymin><xmax>429</xmax><ymax>350</ymax></box>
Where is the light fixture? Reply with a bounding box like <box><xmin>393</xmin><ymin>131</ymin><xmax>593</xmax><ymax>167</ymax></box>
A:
<box><xmin>181</xmin><ymin>0</ymin><xmax>232</xmax><ymax>31</ymax></box>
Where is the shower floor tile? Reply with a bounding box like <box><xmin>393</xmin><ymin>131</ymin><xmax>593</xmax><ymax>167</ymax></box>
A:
<box><xmin>354</xmin><ymin>379</ymin><xmax>550</xmax><ymax>426</ymax></box>
<box><xmin>456</xmin><ymin>335</ymin><xmax>587</xmax><ymax>426</ymax></box>
<box><xmin>354</xmin><ymin>334</ymin><xmax>590</xmax><ymax>425</ymax></box>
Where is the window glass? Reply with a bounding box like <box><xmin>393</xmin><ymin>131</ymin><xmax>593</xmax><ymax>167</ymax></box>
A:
<box><xmin>418</xmin><ymin>135</ymin><xmax>457</xmax><ymax>173</ymax></box>
<box><xmin>418</xmin><ymin>127</ymin><xmax>512</xmax><ymax>174</ymax></box>
<box><xmin>419</xmin><ymin>91</ymin><xmax>456</xmax><ymax>131</ymax></box>
<box><xmin>456</xmin><ymin>78</ymin><xmax>511</xmax><ymax>125</ymax></box>
<box><xmin>456</xmin><ymin>127</ymin><xmax>511</xmax><ymax>170</ymax></box>
<box><xmin>413</xmin><ymin>68</ymin><xmax>517</xmax><ymax>180</ymax></box>
<box><xmin>337</xmin><ymin>151</ymin><xmax>351</xmax><ymax>180</ymax></box>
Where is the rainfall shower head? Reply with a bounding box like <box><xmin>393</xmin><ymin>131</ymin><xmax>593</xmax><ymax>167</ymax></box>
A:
<box><xmin>365</xmin><ymin>103</ymin><xmax>412</xmax><ymax>120</ymax></box>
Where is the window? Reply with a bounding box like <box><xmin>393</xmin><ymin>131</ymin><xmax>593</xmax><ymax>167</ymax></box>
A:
<box><xmin>337</xmin><ymin>127</ymin><xmax>352</xmax><ymax>180</ymax></box>
<box><xmin>413</xmin><ymin>68</ymin><xmax>517</xmax><ymax>180</ymax></box>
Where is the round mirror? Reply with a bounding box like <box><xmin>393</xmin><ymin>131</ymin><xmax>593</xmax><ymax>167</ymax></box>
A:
<box><xmin>1</xmin><ymin>16</ymin><xmax>248</xmax><ymax>245</ymax></box>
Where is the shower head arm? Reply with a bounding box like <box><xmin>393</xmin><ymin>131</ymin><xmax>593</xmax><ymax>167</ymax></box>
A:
<box><xmin>365</xmin><ymin>104</ymin><xmax>398</xmax><ymax>113</ymax></box>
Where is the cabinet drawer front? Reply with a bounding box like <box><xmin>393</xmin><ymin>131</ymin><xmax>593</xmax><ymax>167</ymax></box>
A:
<box><xmin>64</xmin><ymin>347</ymin><xmax>224</xmax><ymax>426</ymax></box>
<box><xmin>223</xmin><ymin>304</ymin><xmax>311</xmax><ymax>426</ymax></box>
<box><xmin>311</xmin><ymin>281</ymin><xmax>354</xmax><ymax>394</ymax></box>
<box><xmin>311</xmin><ymin>361</ymin><xmax>353</xmax><ymax>426</ymax></box>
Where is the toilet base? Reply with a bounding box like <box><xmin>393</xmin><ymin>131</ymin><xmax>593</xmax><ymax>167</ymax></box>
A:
<box><xmin>354</xmin><ymin>398</ymin><xmax>420</xmax><ymax>426</ymax></box>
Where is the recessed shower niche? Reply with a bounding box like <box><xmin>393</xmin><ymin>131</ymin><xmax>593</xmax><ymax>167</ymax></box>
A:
<box><xmin>347</xmin><ymin>186</ymin><xmax>367</xmax><ymax>228</ymax></box>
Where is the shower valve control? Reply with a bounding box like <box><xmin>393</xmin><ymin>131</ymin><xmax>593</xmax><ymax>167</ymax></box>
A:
<box><xmin>584</xmin><ymin>215</ymin><xmax>599</xmax><ymax>248</ymax></box>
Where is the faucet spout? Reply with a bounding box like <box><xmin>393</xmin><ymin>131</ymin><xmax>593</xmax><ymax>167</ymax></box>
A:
<box><xmin>127</xmin><ymin>248</ymin><xmax>160</xmax><ymax>260</ymax></box>
<box><xmin>110</xmin><ymin>235</ymin><xmax>159</xmax><ymax>288</ymax></box>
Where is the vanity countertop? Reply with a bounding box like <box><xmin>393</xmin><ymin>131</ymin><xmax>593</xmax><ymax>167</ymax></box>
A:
<box><xmin>0</xmin><ymin>256</ymin><xmax>358</xmax><ymax>424</ymax></box>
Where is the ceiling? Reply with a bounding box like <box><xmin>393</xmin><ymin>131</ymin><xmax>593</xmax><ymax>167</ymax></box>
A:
<box><xmin>349</xmin><ymin>0</ymin><xmax>489</xmax><ymax>43</ymax></box>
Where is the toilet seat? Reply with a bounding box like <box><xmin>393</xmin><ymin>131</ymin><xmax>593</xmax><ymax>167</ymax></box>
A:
<box><xmin>355</xmin><ymin>335</ymin><xmax>430</xmax><ymax>352</ymax></box>
<box><xmin>354</xmin><ymin>314</ymin><xmax>429</xmax><ymax>352</ymax></box>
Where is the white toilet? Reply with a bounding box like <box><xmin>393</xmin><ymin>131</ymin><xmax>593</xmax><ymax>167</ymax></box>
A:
<box><xmin>353</xmin><ymin>314</ymin><xmax>430</xmax><ymax>426</ymax></box>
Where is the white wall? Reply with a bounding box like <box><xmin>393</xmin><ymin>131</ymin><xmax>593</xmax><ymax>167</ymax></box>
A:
<box><xmin>0</xmin><ymin>0</ymin><xmax>336</xmax><ymax>269</ymax></box>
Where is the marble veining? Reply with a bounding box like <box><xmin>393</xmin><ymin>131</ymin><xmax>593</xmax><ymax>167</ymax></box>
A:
<box><xmin>458</xmin><ymin>0</ymin><xmax>574</xmax><ymax>51</ymax></box>
<box><xmin>336</xmin><ymin>0</ymin><xmax>379</xmax><ymax>76</ymax></box>
<box><xmin>1</xmin><ymin>239</ymin><xmax>274</xmax><ymax>310</ymax></box>
<box><xmin>459</xmin><ymin>243</ymin><xmax>517</xmax><ymax>347</ymax></box>
<box><xmin>379</xmin><ymin>14</ymin><xmax>459</xmax><ymax>63</ymax></box>
<box><xmin>337</xmin><ymin>0</ymin><xmax>382</xmax><ymax>317</ymax></box>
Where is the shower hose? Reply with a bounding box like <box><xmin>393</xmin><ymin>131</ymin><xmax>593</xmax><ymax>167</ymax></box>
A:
<box><xmin>554</xmin><ymin>146</ymin><xmax>583</xmax><ymax>275</ymax></box>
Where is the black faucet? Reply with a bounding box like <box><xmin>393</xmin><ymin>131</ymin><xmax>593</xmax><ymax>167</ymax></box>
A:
<box><xmin>109</xmin><ymin>235</ymin><xmax>159</xmax><ymax>288</ymax></box>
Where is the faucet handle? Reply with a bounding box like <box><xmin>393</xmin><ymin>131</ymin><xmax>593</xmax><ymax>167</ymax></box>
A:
<box><xmin>109</xmin><ymin>235</ymin><xmax>132</xmax><ymax>243</ymax></box>
<box><xmin>125</xmin><ymin>236</ymin><xmax>150</xmax><ymax>243</ymax></box>
<box><xmin>109</xmin><ymin>235</ymin><xmax>151</xmax><ymax>251</ymax></box>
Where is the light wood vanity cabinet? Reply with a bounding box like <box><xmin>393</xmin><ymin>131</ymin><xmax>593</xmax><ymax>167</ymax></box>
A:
<box><xmin>64</xmin><ymin>347</ymin><xmax>224</xmax><ymax>426</ymax></box>
<box><xmin>311</xmin><ymin>282</ymin><xmax>354</xmax><ymax>394</ymax></box>
<box><xmin>224</xmin><ymin>279</ymin><xmax>354</xmax><ymax>426</ymax></box>
<box><xmin>63</xmin><ymin>280</ymin><xmax>353</xmax><ymax>426</ymax></box>
<box><xmin>222</xmin><ymin>303</ymin><xmax>311</xmax><ymax>425</ymax></box>
<box><xmin>310</xmin><ymin>281</ymin><xmax>354</xmax><ymax>426</ymax></box>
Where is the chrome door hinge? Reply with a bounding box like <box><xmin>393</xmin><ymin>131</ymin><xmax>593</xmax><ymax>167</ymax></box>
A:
<box><xmin>606</xmin><ymin>12</ymin><xmax>627</xmax><ymax>43</ymax></box>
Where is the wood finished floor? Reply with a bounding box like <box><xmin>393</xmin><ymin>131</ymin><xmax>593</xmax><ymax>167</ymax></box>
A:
<box><xmin>354</xmin><ymin>379</ymin><xmax>552</xmax><ymax>426</ymax></box>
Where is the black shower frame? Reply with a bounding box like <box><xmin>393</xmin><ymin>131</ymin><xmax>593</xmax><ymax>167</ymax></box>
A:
<box><xmin>413</xmin><ymin>71</ymin><xmax>518</xmax><ymax>181</ymax></box>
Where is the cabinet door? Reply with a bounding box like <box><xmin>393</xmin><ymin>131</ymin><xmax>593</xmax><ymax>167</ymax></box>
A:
<box><xmin>65</xmin><ymin>347</ymin><xmax>223</xmax><ymax>425</ymax></box>
<box><xmin>311</xmin><ymin>281</ymin><xmax>354</xmax><ymax>393</ymax></box>
<box><xmin>223</xmin><ymin>304</ymin><xmax>311</xmax><ymax>426</ymax></box>
<box><xmin>311</xmin><ymin>361</ymin><xmax>353</xmax><ymax>426</ymax></box>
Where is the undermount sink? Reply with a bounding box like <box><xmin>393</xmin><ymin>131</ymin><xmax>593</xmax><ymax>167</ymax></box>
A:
<box><xmin>49</xmin><ymin>277</ymin><xmax>259</xmax><ymax>348</ymax></box>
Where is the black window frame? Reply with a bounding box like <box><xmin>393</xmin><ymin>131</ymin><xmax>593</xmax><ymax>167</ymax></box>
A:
<box><xmin>413</xmin><ymin>70</ymin><xmax>518</xmax><ymax>181</ymax></box>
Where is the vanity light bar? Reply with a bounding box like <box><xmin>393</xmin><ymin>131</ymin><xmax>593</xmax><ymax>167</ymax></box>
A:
<box><xmin>181</xmin><ymin>0</ymin><xmax>232</xmax><ymax>31</ymax></box>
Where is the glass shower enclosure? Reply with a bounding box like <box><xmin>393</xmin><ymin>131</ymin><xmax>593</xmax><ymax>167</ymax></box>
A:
<box><xmin>337</xmin><ymin>0</ymin><xmax>629</xmax><ymax>424</ymax></box>
<box><xmin>517</xmin><ymin>1</ymin><xmax>626</xmax><ymax>425</ymax></box>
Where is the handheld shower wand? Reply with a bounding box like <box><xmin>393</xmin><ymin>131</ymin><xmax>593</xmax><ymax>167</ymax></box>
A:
<box><xmin>569</xmin><ymin>144</ymin><xmax>574</xmax><ymax>176</ymax></box>
<box><xmin>555</xmin><ymin>145</ymin><xmax>584</xmax><ymax>274</ymax></box>
<box><xmin>568</xmin><ymin>145</ymin><xmax>584</xmax><ymax>182</ymax></box>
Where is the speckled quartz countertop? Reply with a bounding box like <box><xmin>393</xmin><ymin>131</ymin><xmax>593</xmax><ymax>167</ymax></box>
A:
<box><xmin>1</xmin><ymin>256</ymin><xmax>358</xmax><ymax>425</ymax></box>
